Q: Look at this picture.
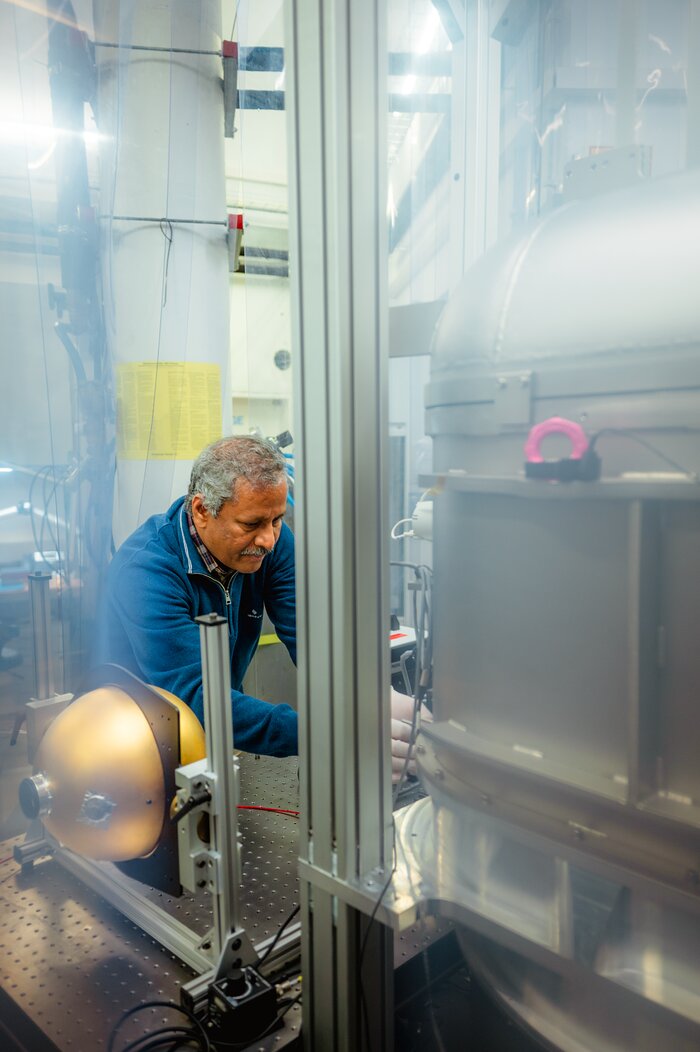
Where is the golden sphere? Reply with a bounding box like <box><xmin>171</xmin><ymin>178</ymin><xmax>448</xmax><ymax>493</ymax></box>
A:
<box><xmin>27</xmin><ymin>684</ymin><xmax>205</xmax><ymax>862</ymax></box>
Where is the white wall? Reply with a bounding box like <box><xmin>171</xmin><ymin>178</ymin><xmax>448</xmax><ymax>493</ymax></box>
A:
<box><xmin>229</xmin><ymin>271</ymin><xmax>293</xmax><ymax>438</ymax></box>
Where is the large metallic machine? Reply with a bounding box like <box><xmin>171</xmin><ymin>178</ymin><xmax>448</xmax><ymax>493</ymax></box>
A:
<box><xmin>407</xmin><ymin>168</ymin><xmax>700</xmax><ymax>1051</ymax></box>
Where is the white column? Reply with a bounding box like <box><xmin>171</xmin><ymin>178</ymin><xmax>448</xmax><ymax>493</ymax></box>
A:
<box><xmin>95</xmin><ymin>0</ymin><xmax>230</xmax><ymax>545</ymax></box>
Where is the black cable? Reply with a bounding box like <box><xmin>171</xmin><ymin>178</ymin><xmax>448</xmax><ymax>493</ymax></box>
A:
<box><xmin>171</xmin><ymin>790</ymin><xmax>212</xmax><ymax>823</ymax></box>
<box><xmin>392</xmin><ymin>564</ymin><xmax>433</xmax><ymax>804</ymax></box>
<box><xmin>159</xmin><ymin>219</ymin><xmax>174</xmax><ymax>307</ymax></box>
<box><xmin>589</xmin><ymin>428</ymin><xmax>697</xmax><ymax>479</ymax></box>
<box><xmin>53</xmin><ymin>321</ymin><xmax>88</xmax><ymax>384</ymax></box>
<box><xmin>399</xmin><ymin>647</ymin><xmax>414</xmax><ymax>697</ymax></box>
<box><xmin>392</xmin><ymin>681</ymin><xmax>421</xmax><ymax>806</ymax></box>
<box><xmin>29</xmin><ymin>466</ymin><xmax>54</xmax><ymax>573</ymax></box>
<box><xmin>41</xmin><ymin>466</ymin><xmax>64</xmax><ymax>571</ymax></box>
<box><xmin>120</xmin><ymin>1026</ymin><xmax>201</xmax><ymax>1052</ymax></box>
<box><xmin>107</xmin><ymin>1000</ymin><xmax>210</xmax><ymax>1052</ymax></box>
<box><xmin>229</xmin><ymin>0</ymin><xmax>240</xmax><ymax>40</ymax></box>
<box><xmin>358</xmin><ymin>820</ymin><xmax>397</xmax><ymax>1052</ymax></box>
<box><xmin>257</xmin><ymin>902</ymin><xmax>300</xmax><ymax>965</ymax></box>
<box><xmin>264</xmin><ymin>960</ymin><xmax>303</xmax><ymax>987</ymax></box>
<box><xmin>420</xmin><ymin>941</ymin><xmax>447</xmax><ymax>1052</ymax></box>
<box><xmin>394</xmin><ymin>816</ymin><xmax>447</xmax><ymax>1052</ymax></box>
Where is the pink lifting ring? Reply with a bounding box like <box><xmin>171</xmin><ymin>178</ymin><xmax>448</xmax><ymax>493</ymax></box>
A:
<box><xmin>524</xmin><ymin>417</ymin><xmax>589</xmax><ymax>462</ymax></box>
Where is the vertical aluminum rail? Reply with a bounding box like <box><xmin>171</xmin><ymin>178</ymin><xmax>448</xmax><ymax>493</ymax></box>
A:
<box><xmin>29</xmin><ymin>571</ymin><xmax>54</xmax><ymax>700</ymax></box>
<box><xmin>461</xmin><ymin>0</ymin><xmax>501</xmax><ymax>268</ymax></box>
<box><xmin>286</xmin><ymin>0</ymin><xmax>393</xmax><ymax>1048</ymax></box>
<box><xmin>688</xmin><ymin>0</ymin><xmax>700</xmax><ymax>168</ymax></box>
<box><xmin>197</xmin><ymin>612</ymin><xmax>241</xmax><ymax>952</ymax></box>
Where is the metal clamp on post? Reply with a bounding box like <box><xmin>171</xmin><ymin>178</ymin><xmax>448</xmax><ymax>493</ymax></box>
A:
<box><xmin>24</xmin><ymin>572</ymin><xmax>73</xmax><ymax>762</ymax></box>
<box><xmin>15</xmin><ymin>573</ymin><xmax>73</xmax><ymax>868</ymax></box>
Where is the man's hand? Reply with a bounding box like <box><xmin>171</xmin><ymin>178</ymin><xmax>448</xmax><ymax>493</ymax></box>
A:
<box><xmin>390</xmin><ymin>687</ymin><xmax>432</xmax><ymax>784</ymax></box>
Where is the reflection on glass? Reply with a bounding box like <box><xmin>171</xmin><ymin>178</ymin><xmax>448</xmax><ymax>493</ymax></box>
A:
<box><xmin>1</xmin><ymin>2</ymin><xmax>112</xmax><ymax>713</ymax></box>
<box><xmin>387</xmin><ymin>0</ymin><xmax>453</xmax><ymax>307</ymax></box>
<box><xmin>499</xmin><ymin>0</ymin><xmax>695</xmax><ymax>233</ymax></box>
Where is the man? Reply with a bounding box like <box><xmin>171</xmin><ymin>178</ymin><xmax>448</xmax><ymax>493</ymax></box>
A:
<box><xmin>100</xmin><ymin>434</ymin><xmax>422</xmax><ymax>770</ymax></box>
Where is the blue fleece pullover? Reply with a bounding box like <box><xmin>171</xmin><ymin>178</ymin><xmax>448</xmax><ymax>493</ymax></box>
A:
<box><xmin>97</xmin><ymin>497</ymin><xmax>298</xmax><ymax>756</ymax></box>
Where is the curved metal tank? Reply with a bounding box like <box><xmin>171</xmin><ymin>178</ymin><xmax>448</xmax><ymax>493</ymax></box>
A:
<box><xmin>418</xmin><ymin>171</ymin><xmax>700</xmax><ymax>1051</ymax></box>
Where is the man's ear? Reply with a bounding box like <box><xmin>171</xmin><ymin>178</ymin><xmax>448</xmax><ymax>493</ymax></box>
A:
<box><xmin>190</xmin><ymin>495</ymin><xmax>209</xmax><ymax>531</ymax></box>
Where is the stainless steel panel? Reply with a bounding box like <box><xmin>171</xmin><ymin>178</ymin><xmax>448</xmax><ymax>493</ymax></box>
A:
<box><xmin>595</xmin><ymin>889</ymin><xmax>700</xmax><ymax>1023</ymax></box>
<box><xmin>433</xmin><ymin>490</ymin><xmax>630</xmax><ymax>790</ymax></box>
<box><xmin>654</xmin><ymin>504</ymin><xmax>700</xmax><ymax>807</ymax></box>
<box><xmin>392</xmin><ymin>796</ymin><xmax>700</xmax><ymax>1048</ymax></box>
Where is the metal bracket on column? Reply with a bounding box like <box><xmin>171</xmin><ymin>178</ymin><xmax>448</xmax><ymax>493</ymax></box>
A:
<box><xmin>28</xmin><ymin>572</ymin><xmax>54</xmax><ymax>700</ymax></box>
<box><xmin>223</xmin><ymin>40</ymin><xmax>238</xmax><ymax>137</ymax></box>
<box><xmin>25</xmin><ymin>693</ymin><xmax>73</xmax><ymax>763</ymax></box>
<box><xmin>13</xmin><ymin>821</ymin><xmax>55</xmax><ymax>872</ymax></box>
<box><xmin>181</xmin><ymin>928</ymin><xmax>258</xmax><ymax>1015</ymax></box>
<box><xmin>22</xmin><ymin>573</ymin><xmax>74</xmax><ymax>762</ymax></box>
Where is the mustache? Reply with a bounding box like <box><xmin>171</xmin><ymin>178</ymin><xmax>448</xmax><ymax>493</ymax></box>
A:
<box><xmin>241</xmin><ymin>546</ymin><xmax>273</xmax><ymax>557</ymax></box>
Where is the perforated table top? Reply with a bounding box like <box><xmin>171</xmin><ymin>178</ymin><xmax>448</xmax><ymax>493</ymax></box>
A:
<box><xmin>0</xmin><ymin>755</ymin><xmax>450</xmax><ymax>1051</ymax></box>
<box><xmin>0</xmin><ymin>754</ymin><xmax>303</xmax><ymax>1052</ymax></box>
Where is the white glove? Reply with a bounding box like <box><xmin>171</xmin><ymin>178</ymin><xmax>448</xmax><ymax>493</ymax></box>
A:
<box><xmin>390</xmin><ymin>687</ymin><xmax>432</xmax><ymax>783</ymax></box>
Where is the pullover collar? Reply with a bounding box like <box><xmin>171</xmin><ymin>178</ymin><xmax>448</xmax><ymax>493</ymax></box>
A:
<box><xmin>185</xmin><ymin>506</ymin><xmax>237</xmax><ymax>586</ymax></box>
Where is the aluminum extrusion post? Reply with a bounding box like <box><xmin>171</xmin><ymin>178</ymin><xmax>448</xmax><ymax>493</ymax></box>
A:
<box><xmin>197</xmin><ymin>612</ymin><xmax>242</xmax><ymax>954</ymax></box>
<box><xmin>29</xmin><ymin>572</ymin><xmax>54</xmax><ymax>701</ymax></box>
<box><xmin>286</xmin><ymin>0</ymin><xmax>394</xmax><ymax>1046</ymax></box>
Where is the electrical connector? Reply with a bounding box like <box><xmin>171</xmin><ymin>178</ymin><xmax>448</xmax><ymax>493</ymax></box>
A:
<box><xmin>524</xmin><ymin>448</ymin><xmax>601</xmax><ymax>482</ymax></box>
<box><xmin>208</xmin><ymin>966</ymin><xmax>278</xmax><ymax>1045</ymax></box>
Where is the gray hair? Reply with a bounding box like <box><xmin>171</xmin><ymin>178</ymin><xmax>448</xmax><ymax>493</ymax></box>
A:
<box><xmin>186</xmin><ymin>435</ymin><xmax>288</xmax><ymax>516</ymax></box>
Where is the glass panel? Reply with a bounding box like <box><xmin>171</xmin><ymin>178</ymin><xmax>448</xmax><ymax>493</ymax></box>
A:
<box><xmin>226</xmin><ymin>1</ymin><xmax>296</xmax><ymax>703</ymax></box>
<box><xmin>386</xmin><ymin>0</ymin><xmax>452</xmax><ymax>634</ymax></box>
<box><xmin>383</xmin><ymin>0</ymin><xmax>700</xmax><ymax>1043</ymax></box>
<box><xmin>0</xmin><ymin>0</ymin><xmax>295</xmax><ymax>871</ymax></box>
<box><xmin>0</xmin><ymin>2</ymin><xmax>110</xmax><ymax>719</ymax></box>
<box><xmin>387</xmin><ymin>0</ymin><xmax>454</xmax><ymax>306</ymax></box>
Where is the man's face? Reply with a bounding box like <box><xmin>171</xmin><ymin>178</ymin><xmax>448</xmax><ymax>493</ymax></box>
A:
<box><xmin>191</xmin><ymin>478</ymin><xmax>288</xmax><ymax>574</ymax></box>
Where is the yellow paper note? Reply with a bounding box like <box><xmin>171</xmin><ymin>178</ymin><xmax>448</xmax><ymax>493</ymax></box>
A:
<box><xmin>116</xmin><ymin>362</ymin><xmax>222</xmax><ymax>460</ymax></box>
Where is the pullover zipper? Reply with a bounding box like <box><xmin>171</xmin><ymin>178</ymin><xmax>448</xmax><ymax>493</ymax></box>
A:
<box><xmin>190</xmin><ymin>571</ymin><xmax>236</xmax><ymax>610</ymax></box>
